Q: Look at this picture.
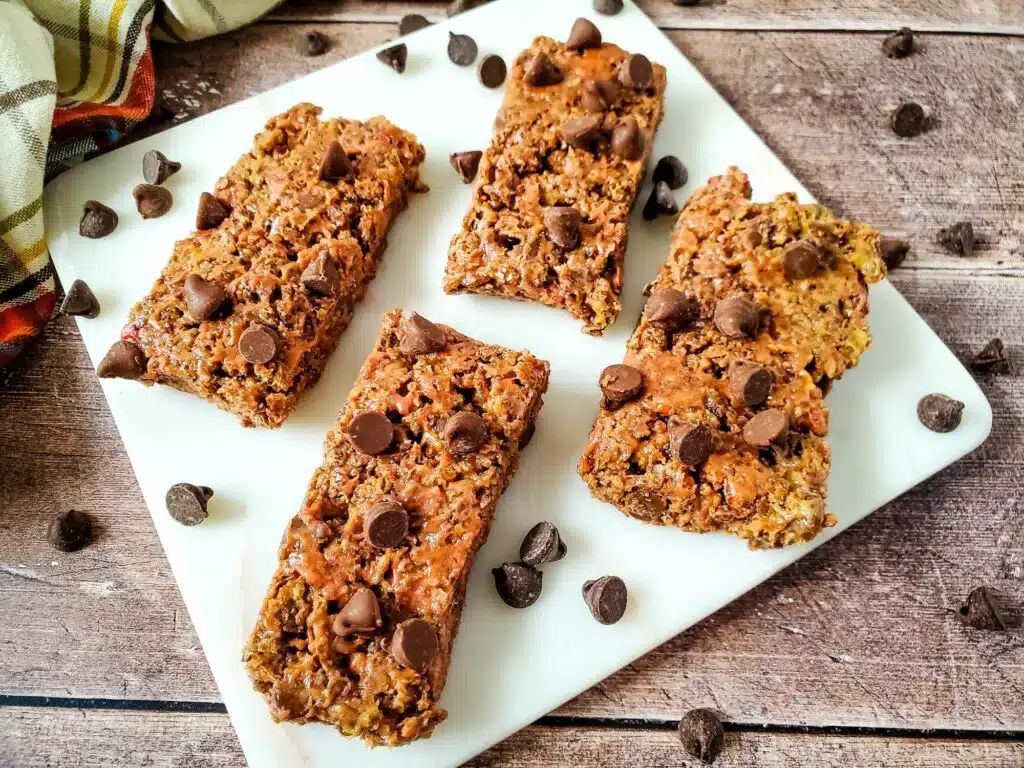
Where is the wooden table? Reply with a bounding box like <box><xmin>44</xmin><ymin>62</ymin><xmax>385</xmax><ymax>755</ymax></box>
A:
<box><xmin>2</xmin><ymin>1</ymin><xmax>1023</xmax><ymax>765</ymax></box>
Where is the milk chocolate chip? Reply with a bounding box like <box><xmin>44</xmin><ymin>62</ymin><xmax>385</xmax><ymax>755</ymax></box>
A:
<box><xmin>300</xmin><ymin>252</ymin><xmax>339</xmax><ymax>296</ymax></box>
<box><xmin>183</xmin><ymin>274</ymin><xmax>227</xmax><ymax>321</ymax></box>
<box><xmin>566</xmin><ymin>17</ymin><xmax>602</xmax><ymax>50</ymax></box>
<box><xmin>391</xmin><ymin>618</ymin><xmax>439</xmax><ymax>672</ymax></box>
<box><xmin>444</xmin><ymin>411</ymin><xmax>488</xmax><ymax>455</ymax></box>
<box><xmin>450</xmin><ymin>150</ymin><xmax>483</xmax><ymax>183</ymax></box>
<box><xmin>60</xmin><ymin>279</ymin><xmax>100</xmax><ymax>319</ymax></box>
<box><xmin>599</xmin><ymin>364</ymin><xmax>643</xmax><ymax>409</ymax></box>
<box><xmin>561</xmin><ymin>116</ymin><xmax>602</xmax><ymax>150</ymax></box>
<box><xmin>333</xmin><ymin>587</ymin><xmax>382</xmax><ymax>635</ymax></box>
<box><xmin>544</xmin><ymin>206</ymin><xmax>582</xmax><ymax>249</ymax></box>
<box><xmin>728</xmin><ymin>361</ymin><xmax>773</xmax><ymax>406</ymax></box>
<box><xmin>238</xmin><ymin>324</ymin><xmax>278</xmax><ymax>365</ymax></box>
<box><xmin>348</xmin><ymin>412</ymin><xmax>395</xmax><ymax>455</ymax></box>
<box><xmin>713</xmin><ymin>295</ymin><xmax>762</xmax><ymax>339</ymax></box>
<box><xmin>618</xmin><ymin>53</ymin><xmax>653</xmax><ymax>89</ymax></box>
<box><xmin>783</xmin><ymin>239</ymin><xmax>822</xmax><ymax>280</ymax></box>
<box><xmin>195</xmin><ymin>192</ymin><xmax>230</xmax><ymax>230</ymax></box>
<box><xmin>365</xmin><ymin>498</ymin><xmax>409</xmax><ymax>549</ymax></box>
<box><xmin>319</xmin><ymin>141</ymin><xmax>353</xmax><ymax>181</ymax></box>
<box><xmin>581</xmin><ymin>79</ymin><xmax>619</xmax><ymax>112</ymax></box>
<box><xmin>611</xmin><ymin>117</ymin><xmax>644</xmax><ymax>160</ymax></box>
<box><xmin>669</xmin><ymin>422</ymin><xmax>713</xmax><ymax>466</ymax></box>
<box><xmin>524</xmin><ymin>52</ymin><xmax>563</xmax><ymax>86</ymax></box>
<box><xmin>645</xmin><ymin>288</ymin><xmax>696</xmax><ymax>331</ymax></box>
<box><xmin>133</xmin><ymin>184</ymin><xmax>172</xmax><ymax>219</ymax></box>
<box><xmin>97</xmin><ymin>340</ymin><xmax>146</xmax><ymax>380</ymax></box>
<box><xmin>742</xmin><ymin>408</ymin><xmax>789</xmax><ymax>448</ymax></box>
<box><xmin>400</xmin><ymin>313</ymin><xmax>448</xmax><ymax>356</ymax></box>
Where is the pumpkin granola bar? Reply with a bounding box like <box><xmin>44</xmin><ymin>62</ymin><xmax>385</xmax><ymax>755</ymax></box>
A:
<box><xmin>578</xmin><ymin>168</ymin><xmax>886</xmax><ymax>548</ymax></box>
<box><xmin>444</xmin><ymin>27</ymin><xmax>666</xmax><ymax>334</ymax></box>
<box><xmin>244</xmin><ymin>308</ymin><xmax>549</xmax><ymax>745</ymax></box>
<box><xmin>98</xmin><ymin>103</ymin><xmax>426</xmax><ymax>428</ymax></box>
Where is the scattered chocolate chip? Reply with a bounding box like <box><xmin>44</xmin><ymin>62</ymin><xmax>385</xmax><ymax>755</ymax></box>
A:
<box><xmin>669</xmin><ymin>422</ymin><xmax>713</xmax><ymax>466</ymax></box>
<box><xmin>391</xmin><ymin>618</ymin><xmax>439</xmax><ymax>672</ymax></box>
<box><xmin>365</xmin><ymin>498</ymin><xmax>410</xmax><ymax>549</ymax></box>
<box><xmin>937</xmin><ymin>221</ymin><xmax>975</xmax><ymax>257</ymax></box>
<box><xmin>524</xmin><ymin>52</ymin><xmax>563</xmax><ymax>86</ymax></box>
<box><xmin>183</xmin><ymin>274</ymin><xmax>227</xmax><ymax>321</ymax></box>
<box><xmin>142</xmin><ymin>149</ymin><xmax>181</xmax><ymax>185</ymax></box>
<box><xmin>610</xmin><ymin>117</ymin><xmax>644</xmax><ymax>161</ymax></box>
<box><xmin>60</xmin><ymin>279</ymin><xmax>100</xmax><ymax>318</ymax></box>
<box><xmin>728</xmin><ymin>361</ymin><xmax>773</xmax><ymax>406</ymax></box>
<box><xmin>520</xmin><ymin>521</ymin><xmax>567</xmax><ymax>567</ymax></box>
<box><xmin>642</xmin><ymin>181</ymin><xmax>678</xmax><ymax>220</ymax></box>
<box><xmin>623</xmin><ymin>489</ymin><xmax>665</xmax><ymax>520</ymax></box>
<box><xmin>447</xmin><ymin>0</ymin><xmax>488</xmax><ymax>16</ymax></box>
<box><xmin>79</xmin><ymin>200</ymin><xmax>118</xmax><ymax>239</ymax></box>
<box><xmin>544</xmin><ymin>206</ymin><xmax>582</xmax><ymax>249</ymax></box>
<box><xmin>645</xmin><ymin>288</ymin><xmax>696</xmax><ymax>331</ymax></box>
<box><xmin>133</xmin><ymin>184</ymin><xmax>172</xmax><ymax>219</ymax></box>
<box><xmin>399</xmin><ymin>13</ymin><xmax>432</xmax><ymax>35</ymax></box>
<box><xmin>566</xmin><ymin>17</ymin><xmax>602</xmax><ymax>50</ymax></box>
<box><xmin>743</xmin><ymin>408</ymin><xmax>789</xmax><ymax>448</ymax></box>
<box><xmin>447</xmin><ymin>31</ymin><xmax>478</xmax><ymax>66</ymax></box>
<box><xmin>561</xmin><ymin>116</ymin><xmax>603</xmax><ymax>150</ymax></box>
<box><xmin>444</xmin><ymin>411</ymin><xmax>488</xmax><ymax>455</ymax></box>
<box><xmin>883</xmin><ymin>27</ymin><xmax>915</xmax><ymax>58</ymax></box>
<box><xmin>238</xmin><ymin>324</ymin><xmax>278</xmax><ymax>365</ymax></box>
<box><xmin>652</xmin><ymin>155</ymin><xmax>688</xmax><ymax>189</ymax></box>
<box><xmin>97</xmin><ymin>340</ymin><xmax>146</xmax><ymax>379</ymax></box>
<box><xmin>376</xmin><ymin>43</ymin><xmax>407</xmax><ymax>74</ymax></box>
<box><xmin>583</xmin><ymin>575</ymin><xmax>627</xmax><ymax>624</ymax></box>
<box><xmin>618</xmin><ymin>53</ymin><xmax>653</xmax><ymax>89</ymax></box>
<box><xmin>450</xmin><ymin>150</ymin><xmax>483</xmax><ymax>183</ymax></box>
<box><xmin>333</xmin><ymin>587</ymin><xmax>382</xmax><ymax>635</ymax></box>
<box><xmin>957</xmin><ymin>586</ymin><xmax>1008</xmax><ymax>631</ymax></box>
<box><xmin>714</xmin><ymin>295</ymin><xmax>763</xmax><ymax>339</ymax></box>
<box><xmin>593</xmin><ymin>0</ymin><xmax>623</xmax><ymax>14</ymax></box>
<box><xmin>581</xmin><ymin>78</ymin><xmax>620</xmax><ymax>112</ymax></box>
<box><xmin>165</xmin><ymin>483</ymin><xmax>214</xmax><ymax>526</ymax></box>
<box><xmin>47</xmin><ymin>510</ymin><xmax>93</xmax><ymax>552</ymax></box>
<box><xmin>319</xmin><ymin>141</ymin><xmax>353</xmax><ymax>181</ymax></box>
<box><xmin>300</xmin><ymin>252</ymin><xmax>339</xmax><ymax>296</ymax></box>
<box><xmin>917</xmin><ymin>393</ymin><xmax>964</xmax><ymax>433</ymax></box>
<box><xmin>348</xmin><ymin>412</ymin><xmax>394</xmax><ymax>455</ymax></box>
<box><xmin>880</xmin><ymin>236</ymin><xmax>910</xmax><ymax>269</ymax></box>
<box><xmin>401</xmin><ymin>313</ymin><xmax>448</xmax><ymax>356</ymax></box>
<box><xmin>890</xmin><ymin>102</ymin><xmax>927</xmax><ymax>137</ymax></box>
<box><xmin>478</xmin><ymin>54</ymin><xmax>507</xmax><ymax>88</ymax></box>
<box><xmin>783</xmin><ymin>239</ymin><xmax>822</xmax><ymax>280</ymax></box>
<box><xmin>300</xmin><ymin>30</ymin><xmax>330</xmax><ymax>57</ymax></box>
<box><xmin>492</xmin><ymin>562</ymin><xmax>543</xmax><ymax>608</ymax></box>
<box><xmin>195</xmin><ymin>192</ymin><xmax>229</xmax><ymax>230</ymax></box>
<box><xmin>970</xmin><ymin>338</ymin><xmax>1009</xmax><ymax>374</ymax></box>
<box><xmin>678</xmin><ymin>708</ymin><xmax>725</xmax><ymax>765</ymax></box>
<box><xmin>599</xmin><ymin>363</ymin><xmax>643</xmax><ymax>410</ymax></box>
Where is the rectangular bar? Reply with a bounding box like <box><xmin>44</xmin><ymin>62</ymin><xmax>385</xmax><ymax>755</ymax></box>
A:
<box><xmin>107</xmin><ymin>103</ymin><xmax>426</xmax><ymax>427</ymax></box>
<box><xmin>244</xmin><ymin>308</ymin><xmax>550</xmax><ymax>745</ymax></box>
<box><xmin>444</xmin><ymin>33</ymin><xmax>667</xmax><ymax>334</ymax></box>
<box><xmin>578</xmin><ymin>168</ymin><xmax>886</xmax><ymax>548</ymax></box>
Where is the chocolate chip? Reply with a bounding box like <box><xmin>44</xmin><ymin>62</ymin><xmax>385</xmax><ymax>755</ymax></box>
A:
<box><xmin>880</xmin><ymin>236</ymin><xmax>910</xmax><ymax>269</ymax></box>
<box><xmin>184</xmin><ymin>274</ymin><xmax>227</xmax><ymax>321</ymax></box>
<box><xmin>593</xmin><ymin>0</ymin><xmax>623</xmax><ymax>14</ymax></box>
<box><xmin>783</xmin><ymin>239</ymin><xmax>822</xmax><ymax>280</ymax></box>
<box><xmin>319</xmin><ymin>141</ymin><xmax>353</xmax><ymax>181</ymax></box>
<box><xmin>561</xmin><ymin>116</ymin><xmax>602</xmax><ymax>150</ymax></box>
<box><xmin>743</xmin><ymin>228</ymin><xmax>763</xmax><ymax>249</ymax></box>
<box><xmin>957</xmin><ymin>586</ymin><xmax>1008</xmax><ymax>631</ymax></box>
<box><xmin>883</xmin><ymin>27</ymin><xmax>915</xmax><ymax>59</ymax></box>
<box><xmin>618</xmin><ymin>53</ymin><xmax>653</xmax><ymax>89</ymax></box>
<box><xmin>300</xmin><ymin>30</ymin><xmax>330</xmax><ymax>56</ymax></box>
<box><xmin>970</xmin><ymin>338</ymin><xmax>1009</xmax><ymax>374</ymax></box>
<box><xmin>891</xmin><ymin>102</ymin><xmax>927</xmax><ymax>137</ymax></box>
<box><xmin>401</xmin><ymin>313</ymin><xmax>448</xmax><ymax>356</ymax></box>
<box><xmin>678</xmin><ymin>708</ymin><xmax>725</xmax><ymax>765</ymax></box>
<box><xmin>728</xmin><ymin>361</ymin><xmax>773</xmax><ymax>406</ymax></box>
<box><xmin>300</xmin><ymin>252</ymin><xmax>339</xmax><ymax>296</ymax></box>
<box><xmin>142</xmin><ymin>149</ymin><xmax>181</xmax><ymax>185</ymax></box>
<box><xmin>652</xmin><ymin>155</ymin><xmax>688</xmax><ymax>189</ymax></box>
<box><xmin>165</xmin><ymin>483</ymin><xmax>213</xmax><ymax>526</ymax></box>
<box><xmin>937</xmin><ymin>221</ymin><xmax>975</xmax><ymax>257</ymax></box>
<box><xmin>365</xmin><ymin>498</ymin><xmax>409</xmax><ymax>549</ymax></box>
<box><xmin>524</xmin><ymin>52</ymin><xmax>563</xmax><ymax>86</ymax></box>
<box><xmin>566</xmin><ymin>17</ymin><xmax>602</xmax><ymax>50</ymax></box>
<box><xmin>450</xmin><ymin>150</ymin><xmax>483</xmax><ymax>183</ymax></box>
<box><xmin>583</xmin><ymin>575</ymin><xmax>627</xmax><ymax>624</ymax></box>
<box><xmin>391</xmin><ymin>618</ymin><xmax>439</xmax><ymax>672</ymax></box>
<box><xmin>97</xmin><ymin>340</ymin><xmax>146</xmax><ymax>379</ymax></box>
<box><xmin>447</xmin><ymin>0</ymin><xmax>488</xmax><ymax>16</ymax></box>
<box><xmin>917</xmin><ymin>393</ymin><xmax>964</xmax><ymax>433</ymax></box>
<box><xmin>544</xmin><ymin>206</ymin><xmax>582</xmax><ymax>249</ymax></box>
<box><xmin>47</xmin><ymin>510</ymin><xmax>93</xmax><ymax>552</ymax></box>
<box><xmin>623</xmin><ymin>489</ymin><xmax>665</xmax><ymax>520</ymax></box>
<box><xmin>79</xmin><ymin>200</ymin><xmax>118</xmax><ymax>239</ymax></box>
<box><xmin>238</xmin><ymin>324</ymin><xmax>278</xmax><ymax>365</ymax></box>
<box><xmin>599</xmin><ymin>363</ymin><xmax>643</xmax><ymax>410</ymax></box>
<box><xmin>581</xmin><ymin>78</ymin><xmax>620</xmax><ymax>112</ymax></box>
<box><xmin>669</xmin><ymin>422</ymin><xmax>713</xmax><ymax>466</ymax></box>
<box><xmin>447</xmin><ymin>31</ymin><xmax>478</xmax><ymax>66</ymax></box>
<box><xmin>742</xmin><ymin>408</ymin><xmax>789</xmax><ymax>448</ymax></box>
<box><xmin>333</xmin><ymin>587</ymin><xmax>382</xmax><ymax>635</ymax></box>
<box><xmin>133</xmin><ymin>184</ymin><xmax>172</xmax><ymax>219</ymax></box>
<box><xmin>60</xmin><ymin>279</ymin><xmax>100</xmax><ymax>318</ymax></box>
<box><xmin>348</xmin><ymin>412</ymin><xmax>394</xmax><ymax>455</ymax></box>
<box><xmin>195</xmin><ymin>192</ymin><xmax>229</xmax><ymax>230</ymax></box>
<box><xmin>610</xmin><ymin>117</ymin><xmax>644</xmax><ymax>161</ymax></box>
<box><xmin>399</xmin><ymin>13</ymin><xmax>432</xmax><ymax>35</ymax></box>
<box><xmin>519</xmin><ymin>521</ymin><xmax>567</xmax><ymax>567</ymax></box>
<box><xmin>642</xmin><ymin>181</ymin><xmax>678</xmax><ymax>221</ymax></box>
<box><xmin>492</xmin><ymin>562</ymin><xmax>543</xmax><ymax>608</ymax></box>
<box><xmin>645</xmin><ymin>288</ymin><xmax>696</xmax><ymax>331</ymax></box>
<box><xmin>714</xmin><ymin>295</ymin><xmax>762</xmax><ymax>339</ymax></box>
<box><xmin>478</xmin><ymin>54</ymin><xmax>507</xmax><ymax>88</ymax></box>
<box><xmin>376</xmin><ymin>43</ymin><xmax>407</xmax><ymax>74</ymax></box>
<box><xmin>444</xmin><ymin>411</ymin><xmax>488</xmax><ymax>455</ymax></box>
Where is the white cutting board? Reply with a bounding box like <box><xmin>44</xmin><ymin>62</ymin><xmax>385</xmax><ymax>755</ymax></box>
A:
<box><xmin>44</xmin><ymin>0</ymin><xmax>991</xmax><ymax>765</ymax></box>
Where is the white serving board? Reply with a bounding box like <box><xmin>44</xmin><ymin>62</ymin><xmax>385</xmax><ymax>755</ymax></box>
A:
<box><xmin>44</xmin><ymin>0</ymin><xmax>991</xmax><ymax>765</ymax></box>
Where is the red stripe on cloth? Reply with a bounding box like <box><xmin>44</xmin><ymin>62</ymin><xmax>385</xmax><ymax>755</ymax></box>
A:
<box><xmin>0</xmin><ymin>291</ymin><xmax>56</xmax><ymax>364</ymax></box>
<box><xmin>52</xmin><ymin>46</ymin><xmax>155</xmax><ymax>139</ymax></box>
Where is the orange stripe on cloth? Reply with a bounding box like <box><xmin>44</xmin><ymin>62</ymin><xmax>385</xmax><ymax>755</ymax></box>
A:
<box><xmin>0</xmin><ymin>291</ymin><xmax>56</xmax><ymax>356</ymax></box>
<box><xmin>52</xmin><ymin>48</ymin><xmax>154</xmax><ymax>133</ymax></box>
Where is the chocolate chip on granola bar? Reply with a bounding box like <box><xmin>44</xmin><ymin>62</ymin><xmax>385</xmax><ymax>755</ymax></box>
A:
<box><xmin>399</xmin><ymin>13</ymin><xmax>432</xmax><ymax>35</ymax></box>
<box><xmin>624</xmin><ymin>489</ymin><xmax>665</xmax><ymax>520</ymax></box>
<box><xmin>47</xmin><ymin>510</ymin><xmax>93</xmax><ymax>552</ymax></box>
<box><xmin>742</xmin><ymin>408</ymin><xmax>789</xmax><ymax>448</ymax></box>
<box><xmin>348</xmin><ymin>412</ymin><xmax>395</xmax><ymax>455</ymax></box>
<box><xmin>524</xmin><ymin>52</ymin><xmax>563</xmax><ymax>86</ymax></box>
<box><xmin>376</xmin><ymin>43</ymin><xmax>408</xmax><ymax>74</ymax></box>
<box><xmin>444</xmin><ymin>411</ymin><xmax>488</xmax><ymax>455</ymax></box>
<box><xmin>300</xmin><ymin>30</ymin><xmax>330</xmax><ymax>56</ymax></box>
<box><xmin>645</xmin><ymin>288</ymin><xmax>696</xmax><ymax>331</ymax></box>
<box><xmin>642</xmin><ymin>181</ymin><xmax>678</xmax><ymax>220</ymax></box>
<box><xmin>450</xmin><ymin>150</ymin><xmax>483</xmax><ymax>183</ymax></box>
<box><xmin>561</xmin><ymin>116</ymin><xmax>603</xmax><ymax>151</ymax></box>
<box><xmin>653</xmin><ymin>155</ymin><xmax>688</xmax><ymax>189</ymax></box>
<box><xmin>891</xmin><ymin>102</ymin><xmax>927</xmax><ymax>137</ymax></box>
<box><xmin>599</xmin><ymin>363</ymin><xmax>643</xmax><ymax>410</ymax></box>
<box><xmin>299</xmin><ymin>252</ymin><xmax>339</xmax><ymax>296</ymax></box>
<box><xmin>670</xmin><ymin>422</ymin><xmax>713</xmax><ymax>466</ymax></box>
<box><xmin>165</xmin><ymin>482</ymin><xmax>214</xmax><ymax>526</ymax></box>
<box><xmin>957</xmin><ymin>586</ymin><xmax>1008</xmax><ymax>631</ymax></box>
<box><xmin>391</xmin><ymin>618</ymin><xmax>439</xmax><ymax>672</ymax></box>
<box><xmin>883</xmin><ymin>27</ymin><xmax>915</xmax><ymax>59</ymax></box>
<box><xmin>184</xmin><ymin>274</ymin><xmax>227</xmax><ymax>321</ymax></box>
<box><xmin>880</xmin><ymin>236</ymin><xmax>910</xmax><ymax>269</ymax></box>
<box><xmin>728</xmin><ymin>361</ymin><xmax>773</xmax><ymax>406</ymax></box>
<box><xmin>520</xmin><ymin>521</ymin><xmax>567</xmax><ymax>567</ymax></box>
<box><xmin>581</xmin><ymin>78</ymin><xmax>620</xmax><ymax>112</ymax></box>
<box><xmin>566</xmin><ymin>17</ymin><xmax>602</xmax><ymax>50</ymax></box>
<box><xmin>544</xmin><ymin>206</ymin><xmax>582</xmax><ymax>249</ymax></box>
<box><xmin>593</xmin><ymin>0</ymin><xmax>623</xmax><ymax>14</ymax></box>
<box><xmin>334</xmin><ymin>587</ymin><xmax>383</xmax><ymax>635</ymax></box>
<box><xmin>937</xmin><ymin>221</ymin><xmax>975</xmax><ymax>257</ymax></box>
<box><xmin>611</xmin><ymin>117</ymin><xmax>644</xmax><ymax>160</ymax></box>
<box><xmin>783</xmin><ymin>239</ymin><xmax>822</xmax><ymax>280</ymax></box>
<box><xmin>678</xmin><ymin>708</ymin><xmax>725</xmax><ymax>765</ymax></box>
<box><xmin>917</xmin><ymin>393</ymin><xmax>964</xmax><ymax>433</ymax></box>
<box><xmin>319</xmin><ymin>141</ymin><xmax>354</xmax><ymax>181</ymax></box>
<box><xmin>618</xmin><ymin>53</ymin><xmax>653</xmax><ymax>89</ymax></box>
<box><xmin>142</xmin><ymin>149</ymin><xmax>181</xmax><ymax>185</ymax></box>
<box><xmin>583</xmin><ymin>575</ymin><xmax>627</xmax><ymax>624</ymax></box>
<box><xmin>970</xmin><ymin>338</ymin><xmax>1009</xmax><ymax>374</ymax></box>
<box><xmin>493</xmin><ymin>562</ymin><xmax>543</xmax><ymax>608</ymax></box>
<box><xmin>133</xmin><ymin>184</ymin><xmax>172</xmax><ymax>219</ymax></box>
<box><xmin>714</xmin><ymin>295</ymin><xmax>762</xmax><ymax>339</ymax></box>
<box><xmin>239</xmin><ymin>324</ymin><xmax>279</xmax><ymax>365</ymax></box>
<box><xmin>400</xmin><ymin>313</ymin><xmax>448</xmax><ymax>356</ymax></box>
<box><xmin>195</xmin><ymin>192</ymin><xmax>229</xmax><ymax>230</ymax></box>
<box><xmin>365</xmin><ymin>498</ymin><xmax>409</xmax><ymax>549</ymax></box>
<box><xmin>97</xmin><ymin>340</ymin><xmax>146</xmax><ymax>379</ymax></box>
<box><xmin>79</xmin><ymin>200</ymin><xmax>118</xmax><ymax>239</ymax></box>
<box><xmin>60</xmin><ymin>279</ymin><xmax>100</xmax><ymax>318</ymax></box>
<box><xmin>447</xmin><ymin>31</ymin><xmax>478</xmax><ymax>66</ymax></box>
<box><xmin>478</xmin><ymin>54</ymin><xmax>507</xmax><ymax>88</ymax></box>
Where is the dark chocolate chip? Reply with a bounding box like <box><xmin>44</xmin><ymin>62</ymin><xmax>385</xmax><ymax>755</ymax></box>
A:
<box><xmin>544</xmin><ymin>206</ymin><xmax>582</xmax><ymax>249</ymax></box>
<box><xmin>743</xmin><ymin>408</ymin><xmax>789</xmax><ymax>448</ymax></box>
<box><xmin>348</xmin><ymin>412</ymin><xmax>394</xmax><ymax>455</ymax></box>
<box><xmin>47</xmin><ymin>510</ymin><xmax>93</xmax><ymax>552</ymax></box>
<box><xmin>645</xmin><ymin>288</ymin><xmax>696</xmax><ymax>331</ymax></box>
<box><xmin>714</xmin><ymin>295</ymin><xmax>763</xmax><ymax>339</ymax></box>
<box><xmin>300</xmin><ymin>252</ymin><xmax>339</xmax><ymax>296</ymax></box>
<box><xmin>97</xmin><ymin>340</ymin><xmax>146</xmax><ymax>380</ymax></box>
<box><xmin>195</xmin><ymin>192</ymin><xmax>229</xmax><ymax>230</ymax></box>
<box><xmin>623</xmin><ymin>489</ymin><xmax>665</xmax><ymax>520</ymax></box>
<box><xmin>447</xmin><ymin>0</ymin><xmax>488</xmax><ymax>16</ymax></box>
<box><xmin>891</xmin><ymin>102</ymin><xmax>927</xmax><ymax>137</ymax></box>
<box><xmin>783</xmin><ymin>239</ymin><xmax>822</xmax><ymax>280</ymax></box>
<box><xmin>524</xmin><ymin>52</ymin><xmax>563</xmax><ymax>86</ymax></box>
<box><xmin>60</xmin><ymin>279</ymin><xmax>100</xmax><ymax>319</ymax></box>
<box><xmin>610</xmin><ymin>117</ymin><xmax>644</xmax><ymax>161</ymax></box>
<box><xmin>376</xmin><ymin>43</ymin><xmax>407</xmax><ymax>74</ymax></box>
<box><xmin>447</xmin><ymin>31</ymin><xmax>478</xmax><ymax>66</ymax></box>
<box><xmin>880</xmin><ymin>236</ymin><xmax>910</xmax><ymax>269</ymax></box>
<box><xmin>969</xmin><ymin>338</ymin><xmax>1009</xmax><ymax>374</ymax></box>
<box><xmin>728</xmin><ymin>360</ymin><xmax>773</xmax><ymax>406</ymax></box>
<box><xmin>319</xmin><ymin>141</ymin><xmax>353</xmax><ymax>181</ymax></box>
<box><xmin>444</xmin><ymin>411</ymin><xmax>488</xmax><ymax>455</ymax></box>
<box><xmin>566</xmin><ymin>17</ymin><xmax>602</xmax><ymax>50</ymax></box>
<box><xmin>561</xmin><ymin>116</ymin><xmax>602</xmax><ymax>150</ymax></box>
<box><xmin>917</xmin><ymin>393</ymin><xmax>964</xmax><ymax>433</ymax></box>
<box><xmin>183</xmin><ymin>274</ymin><xmax>227</xmax><ymax>321</ymax></box>
<box><xmin>593</xmin><ymin>0</ymin><xmax>623</xmax><ymax>15</ymax></box>
<box><xmin>333</xmin><ymin>587</ymin><xmax>382</xmax><ymax>635</ymax></box>
<box><xmin>165</xmin><ymin>482</ymin><xmax>214</xmax><ymax>526</ymax></box>
<box><xmin>478</xmin><ymin>54</ymin><xmax>507</xmax><ymax>88</ymax></box>
<box><xmin>599</xmin><ymin>363</ymin><xmax>643</xmax><ymax>410</ymax></box>
<box><xmin>450</xmin><ymin>150</ymin><xmax>483</xmax><ymax>183</ymax></box>
<box><xmin>652</xmin><ymin>155</ymin><xmax>688</xmax><ymax>189</ymax></box>
<box><xmin>365</xmin><ymin>498</ymin><xmax>409</xmax><ymax>549</ymax></box>
<box><xmin>883</xmin><ymin>27</ymin><xmax>915</xmax><ymax>58</ymax></box>
<box><xmin>133</xmin><ymin>184</ymin><xmax>172</xmax><ymax>219</ymax></box>
<box><xmin>678</xmin><ymin>708</ymin><xmax>725</xmax><ymax>765</ymax></box>
<box><xmin>300</xmin><ymin>30</ymin><xmax>330</xmax><ymax>56</ymax></box>
<box><xmin>642</xmin><ymin>181</ymin><xmax>678</xmax><ymax>220</ymax></box>
<box><xmin>79</xmin><ymin>200</ymin><xmax>118</xmax><ymax>239</ymax></box>
<box><xmin>492</xmin><ymin>562</ymin><xmax>543</xmax><ymax>608</ymax></box>
<box><xmin>238</xmin><ymin>324</ymin><xmax>278</xmax><ymax>365</ymax></box>
<box><xmin>581</xmin><ymin>78</ymin><xmax>620</xmax><ymax>112</ymax></box>
<box><xmin>669</xmin><ymin>422</ymin><xmax>713</xmax><ymax>466</ymax></box>
<box><xmin>519</xmin><ymin>521</ymin><xmax>567</xmax><ymax>567</ymax></box>
<box><xmin>937</xmin><ymin>221</ymin><xmax>975</xmax><ymax>258</ymax></box>
<box><xmin>400</xmin><ymin>313</ymin><xmax>448</xmax><ymax>356</ymax></box>
<box><xmin>618</xmin><ymin>53</ymin><xmax>653</xmax><ymax>89</ymax></box>
<box><xmin>142</xmin><ymin>149</ymin><xmax>181</xmax><ymax>185</ymax></box>
<box><xmin>957</xmin><ymin>586</ymin><xmax>1008</xmax><ymax>631</ymax></box>
<box><xmin>583</xmin><ymin>575</ymin><xmax>627</xmax><ymax>624</ymax></box>
<box><xmin>399</xmin><ymin>13</ymin><xmax>432</xmax><ymax>35</ymax></box>
<box><xmin>391</xmin><ymin>618</ymin><xmax>439</xmax><ymax>672</ymax></box>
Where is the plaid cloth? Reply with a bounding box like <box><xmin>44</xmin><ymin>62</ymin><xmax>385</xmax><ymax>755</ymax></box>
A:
<box><xmin>0</xmin><ymin>0</ymin><xmax>279</xmax><ymax>365</ymax></box>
